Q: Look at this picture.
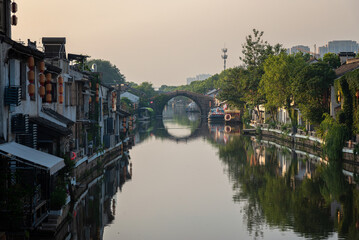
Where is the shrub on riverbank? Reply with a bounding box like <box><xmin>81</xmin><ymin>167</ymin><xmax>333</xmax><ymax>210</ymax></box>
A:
<box><xmin>319</xmin><ymin>114</ymin><xmax>349</xmax><ymax>161</ymax></box>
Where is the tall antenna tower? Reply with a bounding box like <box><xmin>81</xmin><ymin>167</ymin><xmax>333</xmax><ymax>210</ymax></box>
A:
<box><xmin>221</xmin><ymin>47</ymin><xmax>228</xmax><ymax>70</ymax></box>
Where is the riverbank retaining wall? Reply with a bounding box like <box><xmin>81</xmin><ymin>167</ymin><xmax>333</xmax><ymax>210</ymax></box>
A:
<box><xmin>252</xmin><ymin>126</ymin><xmax>359</xmax><ymax>173</ymax></box>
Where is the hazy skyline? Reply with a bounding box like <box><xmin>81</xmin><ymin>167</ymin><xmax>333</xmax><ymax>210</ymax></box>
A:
<box><xmin>13</xmin><ymin>0</ymin><xmax>359</xmax><ymax>87</ymax></box>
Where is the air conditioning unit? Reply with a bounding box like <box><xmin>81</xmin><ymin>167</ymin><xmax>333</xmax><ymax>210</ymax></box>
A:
<box><xmin>5</xmin><ymin>86</ymin><xmax>21</xmax><ymax>106</ymax></box>
<box><xmin>11</xmin><ymin>114</ymin><xmax>29</xmax><ymax>133</ymax></box>
<box><xmin>16</xmin><ymin>123</ymin><xmax>37</xmax><ymax>149</ymax></box>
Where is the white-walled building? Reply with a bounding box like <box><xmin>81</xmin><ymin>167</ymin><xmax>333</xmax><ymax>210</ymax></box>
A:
<box><xmin>120</xmin><ymin>91</ymin><xmax>140</xmax><ymax>104</ymax></box>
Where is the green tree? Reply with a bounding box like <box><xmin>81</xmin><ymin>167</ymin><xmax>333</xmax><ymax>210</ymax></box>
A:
<box><xmin>159</xmin><ymin>85</ymin><xmax>178</xmax><ymax>92</ymax></box>
<box><xmin>133</xmin><ymin>82</ymin><xmax>156</xmax><ymax>107</ymax></box>
<box><xmin>239</xmin><ymin>29</ymin><xmax>284</xmax><ymax>121</ymax></box>
<box><xmin>293</xmin><ymin>61</ymin><xmax>336</xmax><ymax>124</ymax></box>
<box><xmin>323</xmin><ymin>53</ymin><xmax>341</xmax><ymax>69</ymax></box>
<box><xmin>133</xmin><ymin>82</ymin><xmax>156</xmax><ymax>98</ymax></box>
<box><xmin>260</xmin><ymin>52</ymin><xmax>308</xmax><ymax>124</ymax></box>
<box><xmin>217</xmin><ymin>68</ymin><xmax>247</xmax><ymax>108</ymax></box>
<box><xmin>87</xmin><ymin>59</ymin><xmax>125</xmax><ymax>85</ymax></box>
<box><xmin>239</xmin><ymin>29</ymin><xmax>283</xmax><ymax>69</ymax></box>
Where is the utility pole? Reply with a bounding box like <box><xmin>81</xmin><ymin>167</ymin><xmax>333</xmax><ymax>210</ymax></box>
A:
<box><xmin>221</xmin><ymin>47</ymin><xmax>228</xmax><ymax>71</ymax></box>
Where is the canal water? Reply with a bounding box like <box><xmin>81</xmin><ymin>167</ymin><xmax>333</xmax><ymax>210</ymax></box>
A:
<box><xmin>75</xmin><ymin>105</ymin><xmax>359</xmax><ymax>240</ymax></box>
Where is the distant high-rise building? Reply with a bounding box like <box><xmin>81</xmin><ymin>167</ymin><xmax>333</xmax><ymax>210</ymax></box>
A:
<box><xmin>318</xmin><ymin>40</ymin><xmax>359</xmax><ymax>58</ymax></box>
<box><xmin>187</xmin><ymin>74</ymin><xmax>212</xmax><ymax>85</ymax></box>
<box><xmin>319</xmin><ymin>45</ymin><xmax>328</xmax><ymax>58</ymax></box>
<box><xmin>290</xmin><ymin>45</ymin><xmax>310</xmax><ymax>54</ymax></box>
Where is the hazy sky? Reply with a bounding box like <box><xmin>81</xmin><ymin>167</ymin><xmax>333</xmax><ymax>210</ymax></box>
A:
<box><xmin>13</xmin><ymin>0</ymin><xmax>359</xmax><ymax>87</ymax></box>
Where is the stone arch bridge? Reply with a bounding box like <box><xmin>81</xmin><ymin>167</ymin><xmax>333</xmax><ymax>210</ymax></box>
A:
<box><xmin>152</xmin><ymin>117</ymin><xmax>211</xmax><ymax>143</ymax></box>
<box><xmin>151</xmin><ymin>90</ymin><xmax>215</xmax><ymax>117</ymax></box>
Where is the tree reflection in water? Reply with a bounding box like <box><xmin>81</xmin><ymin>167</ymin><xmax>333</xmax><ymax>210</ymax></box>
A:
<box><xmin>216</xmin><ymin>135</ymin><xmax>359</xmax><ymax>239</ymax></box>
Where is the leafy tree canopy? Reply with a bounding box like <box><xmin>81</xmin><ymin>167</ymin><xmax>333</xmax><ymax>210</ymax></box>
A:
<box><xmin>293</xmin><ymin>61</ymin><xmax>336</xmax><ymax>124</ymax></box>
<box><xmin>237</xmin><ymin>29</ymin><xmax>284</xmax><ymax>121</ymax></box>
<box><xmin>322</xmin><ymin>53</ymin><xmax>341</xmax><ymax>69</ymax></box>
<box><xmin>217</xmin><ymin>67</ymin><xmax>247</xmax><ymax>108</ymax></box>
<box><xmin>87</xmin><ymin>59</ymin><xmax>125</xmax><ymax>85</ymax></box>
<box><xmin>132</xmin><ymin>82</ymin><xmax>157</xmax><ymax>107</ymax></box>
<box><xmin>260</xmin><ymin>52</ymin><xmax>308</xmax><ymax>117</ymax></box>
<box><xmin>240</xmin><ymin>29</ymin><xmax>284</xmax><ymax>69</ymax></box>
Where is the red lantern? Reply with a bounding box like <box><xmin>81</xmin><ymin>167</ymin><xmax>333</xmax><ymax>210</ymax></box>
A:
<box><xmin>11</xmin><ymin>2</ymin><xmax>17</xmax><ymax>13</ymax></box>
<box><xmin>28</xmin><ymin>84</ymin><xmax>35</xmax><ymax>97</ymax></box>
<box><xmin>58</xmin><ymin>85</ymin><xmax>64</xmax><ymax>95</ymax></box>
<box><xmin>59</xmin><ymin>95</ymin><xmax>64</xmax><ymax>104</ymax></box>
<box><xmin>39</xmin><ymin>86</ymin><xmax>45</xmax><ymax>98</ymax></box>
<box><xmin>27</xmin><ymin>70</ymin><xmax>35</xmax><ymax>83</ymax></box>
<box><xmin>11</xmin><ymin>15</ymin><xmax>17</xmax><ymax>26</ymax></box>
<box><xmin>46</xmin><ymin>93</ymin><xmax>52</xmax><ymax>103</ymax></box>
<box><xmin>46</xmin><ymin>83</ymin><xmax>52</xmax><ymax>93</ymax></box>
<box><xmin>39</xmin><ymin>73</ymin><xmax>45</xmax><ymax>86</ymax></box>
<box><xmin>356</xmin><ymin>90</ymin><xmax>359</xmax><ymax>99</ymax></box>
<box><xmin>46</xmin><ymin>73</ymin><xmax>51</xmax><ymax>83</ymax></box>
<box><xmin>58</xmin><ymin>76</ymin><xmax>63</xmax><ymax>85</ymax></box>
<box><xmin>39</xmin><ymin>61</ymin><xmax>45</xmax><ymax>73</ymax></box>
<box><xmin>27</xmin><ymin>57</ymin><xmax>34</xmax><ymax>69</ymax></box>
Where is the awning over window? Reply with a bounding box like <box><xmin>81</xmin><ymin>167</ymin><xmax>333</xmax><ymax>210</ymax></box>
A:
<box><xmin>30</xmin><ymin>117</ymin><xmax>72</xmax><ymax>136</ymax></box>
<box><xmin>0</xmin><ymin>142</ymin><xmax>65</xmax><ymax>175</ymax></box>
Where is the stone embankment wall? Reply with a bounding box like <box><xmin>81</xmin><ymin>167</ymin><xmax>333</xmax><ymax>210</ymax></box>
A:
<box><xmin>73</xmin><ymin>142</ymin><xmax>126</xmax><ymax>200</ymax></box>
<box><xmin>251</xmin><ymin>124</ymin><xmax>359</xmax><ymax>173</ymax></box>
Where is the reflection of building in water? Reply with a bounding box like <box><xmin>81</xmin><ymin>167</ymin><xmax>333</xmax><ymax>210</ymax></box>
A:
<box><xmin>277</xmin><ymin>150</ymin><xmax>291</xmax><ymax>176</ymax></box>
<box><xmin>258</xmin><ymin>147</ymin><xmax>266</xmax><ymax>166</ymax></box>
<box><xmin>208</xmin><ymin>123</ymin><xmax>225</xmax><ymax>144</ymax></box>
<box><xmin>251</xmin><ymin>140</ymin><xmax>266</xmax><ymax>166</ymax></box>
<box><xmin>71</xmin><ymin>155</ymin><xmax>132</xmax><ymax>240</ymax></box>
<box><xmin>208</xmin><ymin>123</ymin><xmax>241</xmax><ymax>144</ymax></box>
<box><xmin>251</xmin><ymin>139</ymin><xmax>319</xmax><ymax>180</ymax></box>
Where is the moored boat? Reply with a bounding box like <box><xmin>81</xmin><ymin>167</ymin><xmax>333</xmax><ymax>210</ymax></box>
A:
<box><xmin>224</xmin><ymin>110</ymin><xmax>241</xmax><ymax>123</ymax></box>
<box><xmin>208</xmin><ymin>107</ymin><xmax>225</xmax><ymax>122</ymax></box>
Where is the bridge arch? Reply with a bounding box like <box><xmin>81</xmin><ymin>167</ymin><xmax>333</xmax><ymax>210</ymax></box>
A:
<box><xmin>151</xmin><ymin>90</ymin><xmax>215</xmax><ymax>117</ymax></box>
<box><xmin>153</xmin><ymin>117</ymin><xmax>210</xmax><ymax>143</ymax></box>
